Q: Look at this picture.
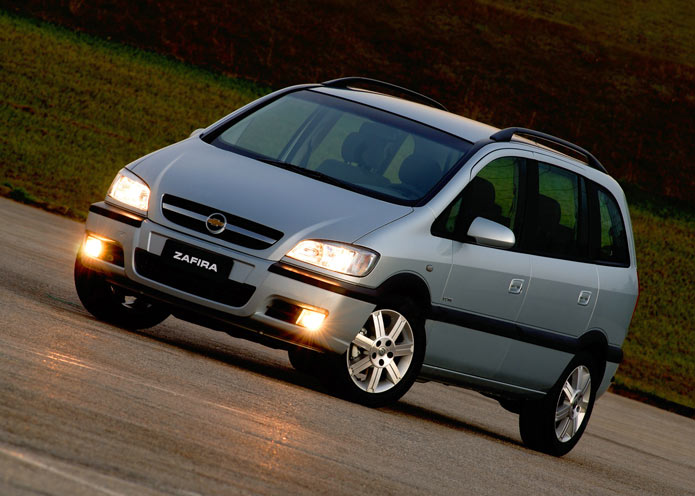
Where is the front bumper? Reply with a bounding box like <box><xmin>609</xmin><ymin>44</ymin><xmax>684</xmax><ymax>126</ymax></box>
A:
<box><xmin>81</xmin><ymin>202</ymin><xmax>377</xmax><ymax>354</ymax></box>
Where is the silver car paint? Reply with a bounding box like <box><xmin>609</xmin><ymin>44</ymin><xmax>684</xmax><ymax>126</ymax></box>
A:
<box><xmin>86</xmin><ymin>86</ymin><xmax>638</xmax><ymax>401</ymax></box>
<box><xmin>83</xmin><ymin>210</ymin><xmax>377</xmax><ymax>354</ymax></box>
<box><xmin>130</xmin><ymin>137</ymin><xmax>414</xmax><ymax>261</ymax></box>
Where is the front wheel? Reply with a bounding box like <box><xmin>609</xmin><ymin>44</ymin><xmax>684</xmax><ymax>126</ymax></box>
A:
<box><xmin>74</xmin><ymin>252</ymin><xmax>170</xmax><ymax>329</ymax></box>
<box><xmin>331</xmin><ymin>300</ymin><xmax>425</xmax><ymax>407</ymax></box>
<box><xmin>519</xmin><ymin>353</ymin><xmax>598</xmax><ymax>456</ymax></box>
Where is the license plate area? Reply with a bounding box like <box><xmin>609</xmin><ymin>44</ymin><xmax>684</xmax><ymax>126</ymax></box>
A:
<box><xmin>161</xmin><ymin>240</ymin><xmax>233</xmax><ymax>281</ymax></box>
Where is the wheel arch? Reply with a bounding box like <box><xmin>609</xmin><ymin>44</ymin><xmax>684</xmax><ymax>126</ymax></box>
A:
<box><xmin>376</xmin><ymin>272</ymin><xmax>432</xmax><ymax>316</ymax></box>
<box><xmin>577</xmin><ymin>329</ymin><xmax>610</xmax><ymax>380</ymax></box>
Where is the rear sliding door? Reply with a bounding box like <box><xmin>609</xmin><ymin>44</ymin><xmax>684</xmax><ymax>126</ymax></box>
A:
<box><xmin>496</xmin><ymin>156</ymin><xmax>598</xmax><ymax>391</ymax></box>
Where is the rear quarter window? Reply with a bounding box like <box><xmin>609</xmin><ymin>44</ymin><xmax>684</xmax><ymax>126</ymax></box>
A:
<box><xmin>593</xmin><ymin>186</ymin><xmax>630</xmax><ymax>266</ymax></box>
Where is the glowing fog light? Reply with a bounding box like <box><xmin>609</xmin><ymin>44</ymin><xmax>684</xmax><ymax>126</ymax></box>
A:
<box><xmin>84</xmin><ymin>236</ymin><xmax>104</xmax><ymax>258</ymax></box>
<box><xmin>296</xmin><ymin>309</ymin><xmax>326</xmax><ymax>332</ymax></box>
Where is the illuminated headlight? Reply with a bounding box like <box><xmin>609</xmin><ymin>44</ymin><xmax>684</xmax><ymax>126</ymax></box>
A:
<box><xmin>286</xmin><ymin>240</ymin><xmax>379</xmax><ymax>277</ymax></box>
<box><xmin>106</xmin><ymin>168</ymin><xmax>150</xmax><ymax>214</ymax></box>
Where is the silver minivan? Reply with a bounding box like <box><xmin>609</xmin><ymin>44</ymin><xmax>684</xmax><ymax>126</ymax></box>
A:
<box><xmin>75</xmin><ymin>78</ymin><xmax>639</xmax><ymax>456</ymax></box>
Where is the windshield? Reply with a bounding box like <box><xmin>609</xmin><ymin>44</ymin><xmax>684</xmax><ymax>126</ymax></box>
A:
<box><xmin>208</xmin><ymin>90</ymin><xmax>472</xmax><ymax>204</ymax></box>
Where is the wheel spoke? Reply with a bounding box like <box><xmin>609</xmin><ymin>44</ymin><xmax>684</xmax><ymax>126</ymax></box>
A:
<box><xmin>352</xmin><ymin>332</ymin><xmax>375</xmax><ymax>351</ymax></box>
<box><xmin>385</xmin><ymin>361</ymin><xmax>402</xmax><ymax>384</ymax></box>
<box><xmin>367</xmin><ymin>367</ymin><xmax>383</xmax><ymax>393</ymax></box>
<box><xmin>349</xmin><ymin>356</ymin><xmax>372</xmax><ymax>376</ymax></box>
<box><xmin>388</xmin><ymin>315</ymin><xmax>407</xmax><ymax>341</ymax></box>
<box><xmin>578</xmin><ymin>368</ymin><xmax>591</xmax><ymax>398</ymax></box>
<box><xmin>555</xmin><ymin>402</ymin><xmax>571</xmax><ymax>422</ymax></box>
<box><xmin>562</xmin><ymin>382</ymin><xmax>575</xmax><ymax>403</ymax></box>
<box><xmin>372</xmin><ymin>311</ymin><xmax>387</xmax><ymax>338</ymax></box>
<box><xmin>392</xmin><ymin>343</ymin><xmax>413</xmax><ymax>357</ymax></box>
<box><xmin>572</xmin><ymin>413</ymin><xmax>582</xmax><ymax>436</ymax></box>
<box><xmin>558</xmin><ymin>416</ymin><xmax>572</xmax><ymax>440</ymax></box>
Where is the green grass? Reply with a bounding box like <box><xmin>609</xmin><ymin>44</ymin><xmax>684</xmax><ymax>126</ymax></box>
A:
<box><xmin>1</xmin><ymin>11</ymin><xmax>693</xmax><ymax>413</ymax></box>
<box><xmin>617</xmin><ymin>204</ymin><xmax>695</xmax><ymax>410</ymax></box>
<box><xmin>6</xmin><ymin>1</ymin><xmax>695</xmax><ymax>205</ymax></box>
<box><xmin>481</xmin><ymin>0</ymin><xmax>695</xmax><ymax>67</ymax></box>
<box><xmin>0</xmin><ymin>12</ymin><xmax>266</xmax><ymax>218</ymax></box>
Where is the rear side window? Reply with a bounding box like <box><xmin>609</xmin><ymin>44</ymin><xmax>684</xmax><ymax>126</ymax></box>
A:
<box><xmin>593</xmin><ymin>187</ymin><xmax>630</xmax><ymax>265</ymax></box>
<box><xmin>522</xmin><ymin>162</ymin><xmax>587</xmax><ymax>259</ymax></box>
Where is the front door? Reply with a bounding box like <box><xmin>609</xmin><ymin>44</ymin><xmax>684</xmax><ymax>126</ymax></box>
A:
<box><xmin>425</xmin><ymin>154</ymin><xmax>530</xmax><ymax>379</ymax></box>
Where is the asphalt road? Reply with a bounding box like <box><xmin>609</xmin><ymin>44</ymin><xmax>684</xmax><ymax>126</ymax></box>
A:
<box><xmin>0</xmin><ymin>196</ymin><xmax>693</xmax><ymax>496</ymax></box>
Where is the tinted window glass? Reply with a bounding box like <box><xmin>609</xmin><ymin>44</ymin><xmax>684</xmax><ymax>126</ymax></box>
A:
<box><xmin>219</xmin><ymin>96</ymin><xmax>319</xmax><ymax>159</ymax></box>
<box><xmin>525</xmin><ymin>162</ymin><xmax>585</xmax><ymax>258</ymax></box>
<box><xmin>433</xmin><ymin>157</ymin><xmax>523</xmax><ymax>241</ymax></box>
<box><xmin>595</xmin><ymin>188</ymin><xmax>629</xmax><ymax>265</ymax></box>
<box><xmin>210</xmin><ymin>91</ymin><xmax>472</xmax><ymax>205</ymax></box>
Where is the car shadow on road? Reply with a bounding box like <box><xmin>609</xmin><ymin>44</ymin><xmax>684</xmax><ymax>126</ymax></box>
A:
<box><xmin>126</xmin><ymin>322</ymin><xmax>336</xmax><ymax>395</ymax></box>
<box><xmin>74</xmin><ymin>307</ymin><xmax>524</xmax><ymax>449</ymax></box>
<box><xmin>383</xmin><ymin>400</ymin><xmax>523</xmax><ymax>448</ymax></box>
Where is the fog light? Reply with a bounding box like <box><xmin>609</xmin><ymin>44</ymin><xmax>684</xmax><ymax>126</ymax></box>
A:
<box><xmin>296</xmin><ymin>309</ymin><xmax>326</xmax><ymax>332</ymax></box>
<box><xmin>84</xmin><ymin>236</ymin><xmax>104</xmax><ymax>258</ymax></box>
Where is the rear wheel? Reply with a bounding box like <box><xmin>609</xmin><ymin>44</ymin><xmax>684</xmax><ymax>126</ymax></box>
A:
<box><xmin>519</xmin><ymin>353</ymin><xmax>598</xmax><ymax>456</ymax></box>
<box><xmin>74</xmin><ymin>252</ymin><xmax>170</xmax><ymax>329</ymax></box>
<box><xmin>330</xmin><ymin>299</ymin><xmax>425</xmax><ymax>407</ymax></box>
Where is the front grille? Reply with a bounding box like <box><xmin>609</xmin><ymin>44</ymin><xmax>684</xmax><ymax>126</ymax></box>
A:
<box><xmin>160</xmin><ymin>194</ymin><xmax>283</xmax><ymax>250</ymax></box>
<box><xmin>134</xmin><ymin>248</ymin><xmax>255</xmax><ymax>307</ymax></box>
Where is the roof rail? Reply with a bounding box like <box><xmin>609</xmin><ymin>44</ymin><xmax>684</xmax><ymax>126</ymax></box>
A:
<box><xmin>322</xmin><ymin>77</ymin><xmax>448</xmax><ymax>112</ymax></box>
<box><xmin>490</xmin><ymin>127</ymin><xmax>607</xmax><ymax>174</ymax></box>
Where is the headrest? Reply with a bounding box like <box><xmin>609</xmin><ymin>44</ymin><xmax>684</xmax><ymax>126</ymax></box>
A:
<box><xmin>465</xmin><ymin>176</ymin><xmax>496</xmax><ymax>207</ymax></box>
<box><xmin>399</xmin><ymin>154</ymin><xmax>442</xmax><ymax>193</ymax></box>
<box><xmin>342</xmin><ymin>122</ymin><xmax>391</xmax><ymax>170</ymax></box>
<box><xmin>341</xmin><ymin>132</ymin><xmax>363</xmax><ymax>163</ymax></box>
<box><xmin>537</xmin><ymin>194</ymin><xmax>561</xmax><ymax>225</ymax></box>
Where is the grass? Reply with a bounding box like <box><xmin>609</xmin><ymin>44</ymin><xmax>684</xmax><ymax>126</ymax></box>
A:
<box><xmin>617</xmin><ymin>204</ymin><xmax>695</xmax><ymax>411</ymax></box>
<box><xmin>480</xmin><ymin>0</ymin><xmax>695</xmax><ymax>67</ymax></box>
<box><xmin>4</xmin><ymin>1</ymin><xmax>695</xmax><ymax>204</ymax></box>
<box><xmin>0</xmin><ymin>12</ymin><xmax>266</xmax><ymax>218</ymax></box>
<box><xmin>1</xmin><ymin>11</ymin><xmax>693</xmax><ymax>414</ymax></box>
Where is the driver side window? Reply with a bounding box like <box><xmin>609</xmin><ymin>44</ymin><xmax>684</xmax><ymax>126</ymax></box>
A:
<box><xmin>433</xmin><ymin>157</ymin><xmax>525</xmax><ymax>242</ymax></box>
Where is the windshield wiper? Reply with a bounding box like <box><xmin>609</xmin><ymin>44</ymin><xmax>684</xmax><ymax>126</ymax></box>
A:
<box><xmin>257</xmin><ymin>158</ymin><xmax>349</xmax><ymax>188</ymax></box>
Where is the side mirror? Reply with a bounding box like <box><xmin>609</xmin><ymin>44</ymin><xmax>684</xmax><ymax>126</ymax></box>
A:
<box><xmin>190</xmin><ymin>128</ymin><xmax>205</xmax><ymax>138</ymax></box>
<box><xmin>467</xmin><ymin>217</ymin><xmax>515</xmax><ymax>249</ymax></box>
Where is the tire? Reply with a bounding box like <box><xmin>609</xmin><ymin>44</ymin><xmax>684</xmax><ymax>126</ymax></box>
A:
<box><xmin>329</xmin><ymin>298</ymin><xmax>426</xmax><ymax>408</ymax></box>
<box><xmin>74</xmin><ymin>252</ymin><xmax>170</xmax><ymax>330</ymax></box>
<box><xmin>519</xmin><ymin>353</ymin><xmax>598</xmax><ymax>456</ymax></box>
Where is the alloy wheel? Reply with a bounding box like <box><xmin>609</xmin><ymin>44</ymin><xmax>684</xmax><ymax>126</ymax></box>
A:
<box><xmin>345</xmin><ymin>309</ymin><xmax>415</xmax><ymax>394</ymax></box>
<box><xmin>555</xmin><ymin>365</ymin><xmax>592</xmax><ymax>442</ymax></box>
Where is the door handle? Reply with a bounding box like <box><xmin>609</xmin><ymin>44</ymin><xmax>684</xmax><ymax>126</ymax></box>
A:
<box><xmin>578</xmin><ymin>290</ymin><xmax>592</xmax><ymax>306</ymax></box>
<box><xmin>508</xmin><ymin>278</ymin><xmax>524</xmax><ymax>294</ymax></box>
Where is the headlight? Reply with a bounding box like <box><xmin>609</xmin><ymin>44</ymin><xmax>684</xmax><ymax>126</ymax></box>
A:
<box><xmin>106</xmin><ymin>168</ymin><xmax>150</xmax><ymax>214</ymax></box>
<box><xmin>286</xmin><ymin>240</ymin><xmax>379</xmax><ymax>277</ymax></box>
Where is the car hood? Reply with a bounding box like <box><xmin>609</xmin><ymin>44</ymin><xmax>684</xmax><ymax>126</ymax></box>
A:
<box><xmin>130</xmin><ymin>138</ymin><xmax>412</xmax><ymax>260</ymax></box>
